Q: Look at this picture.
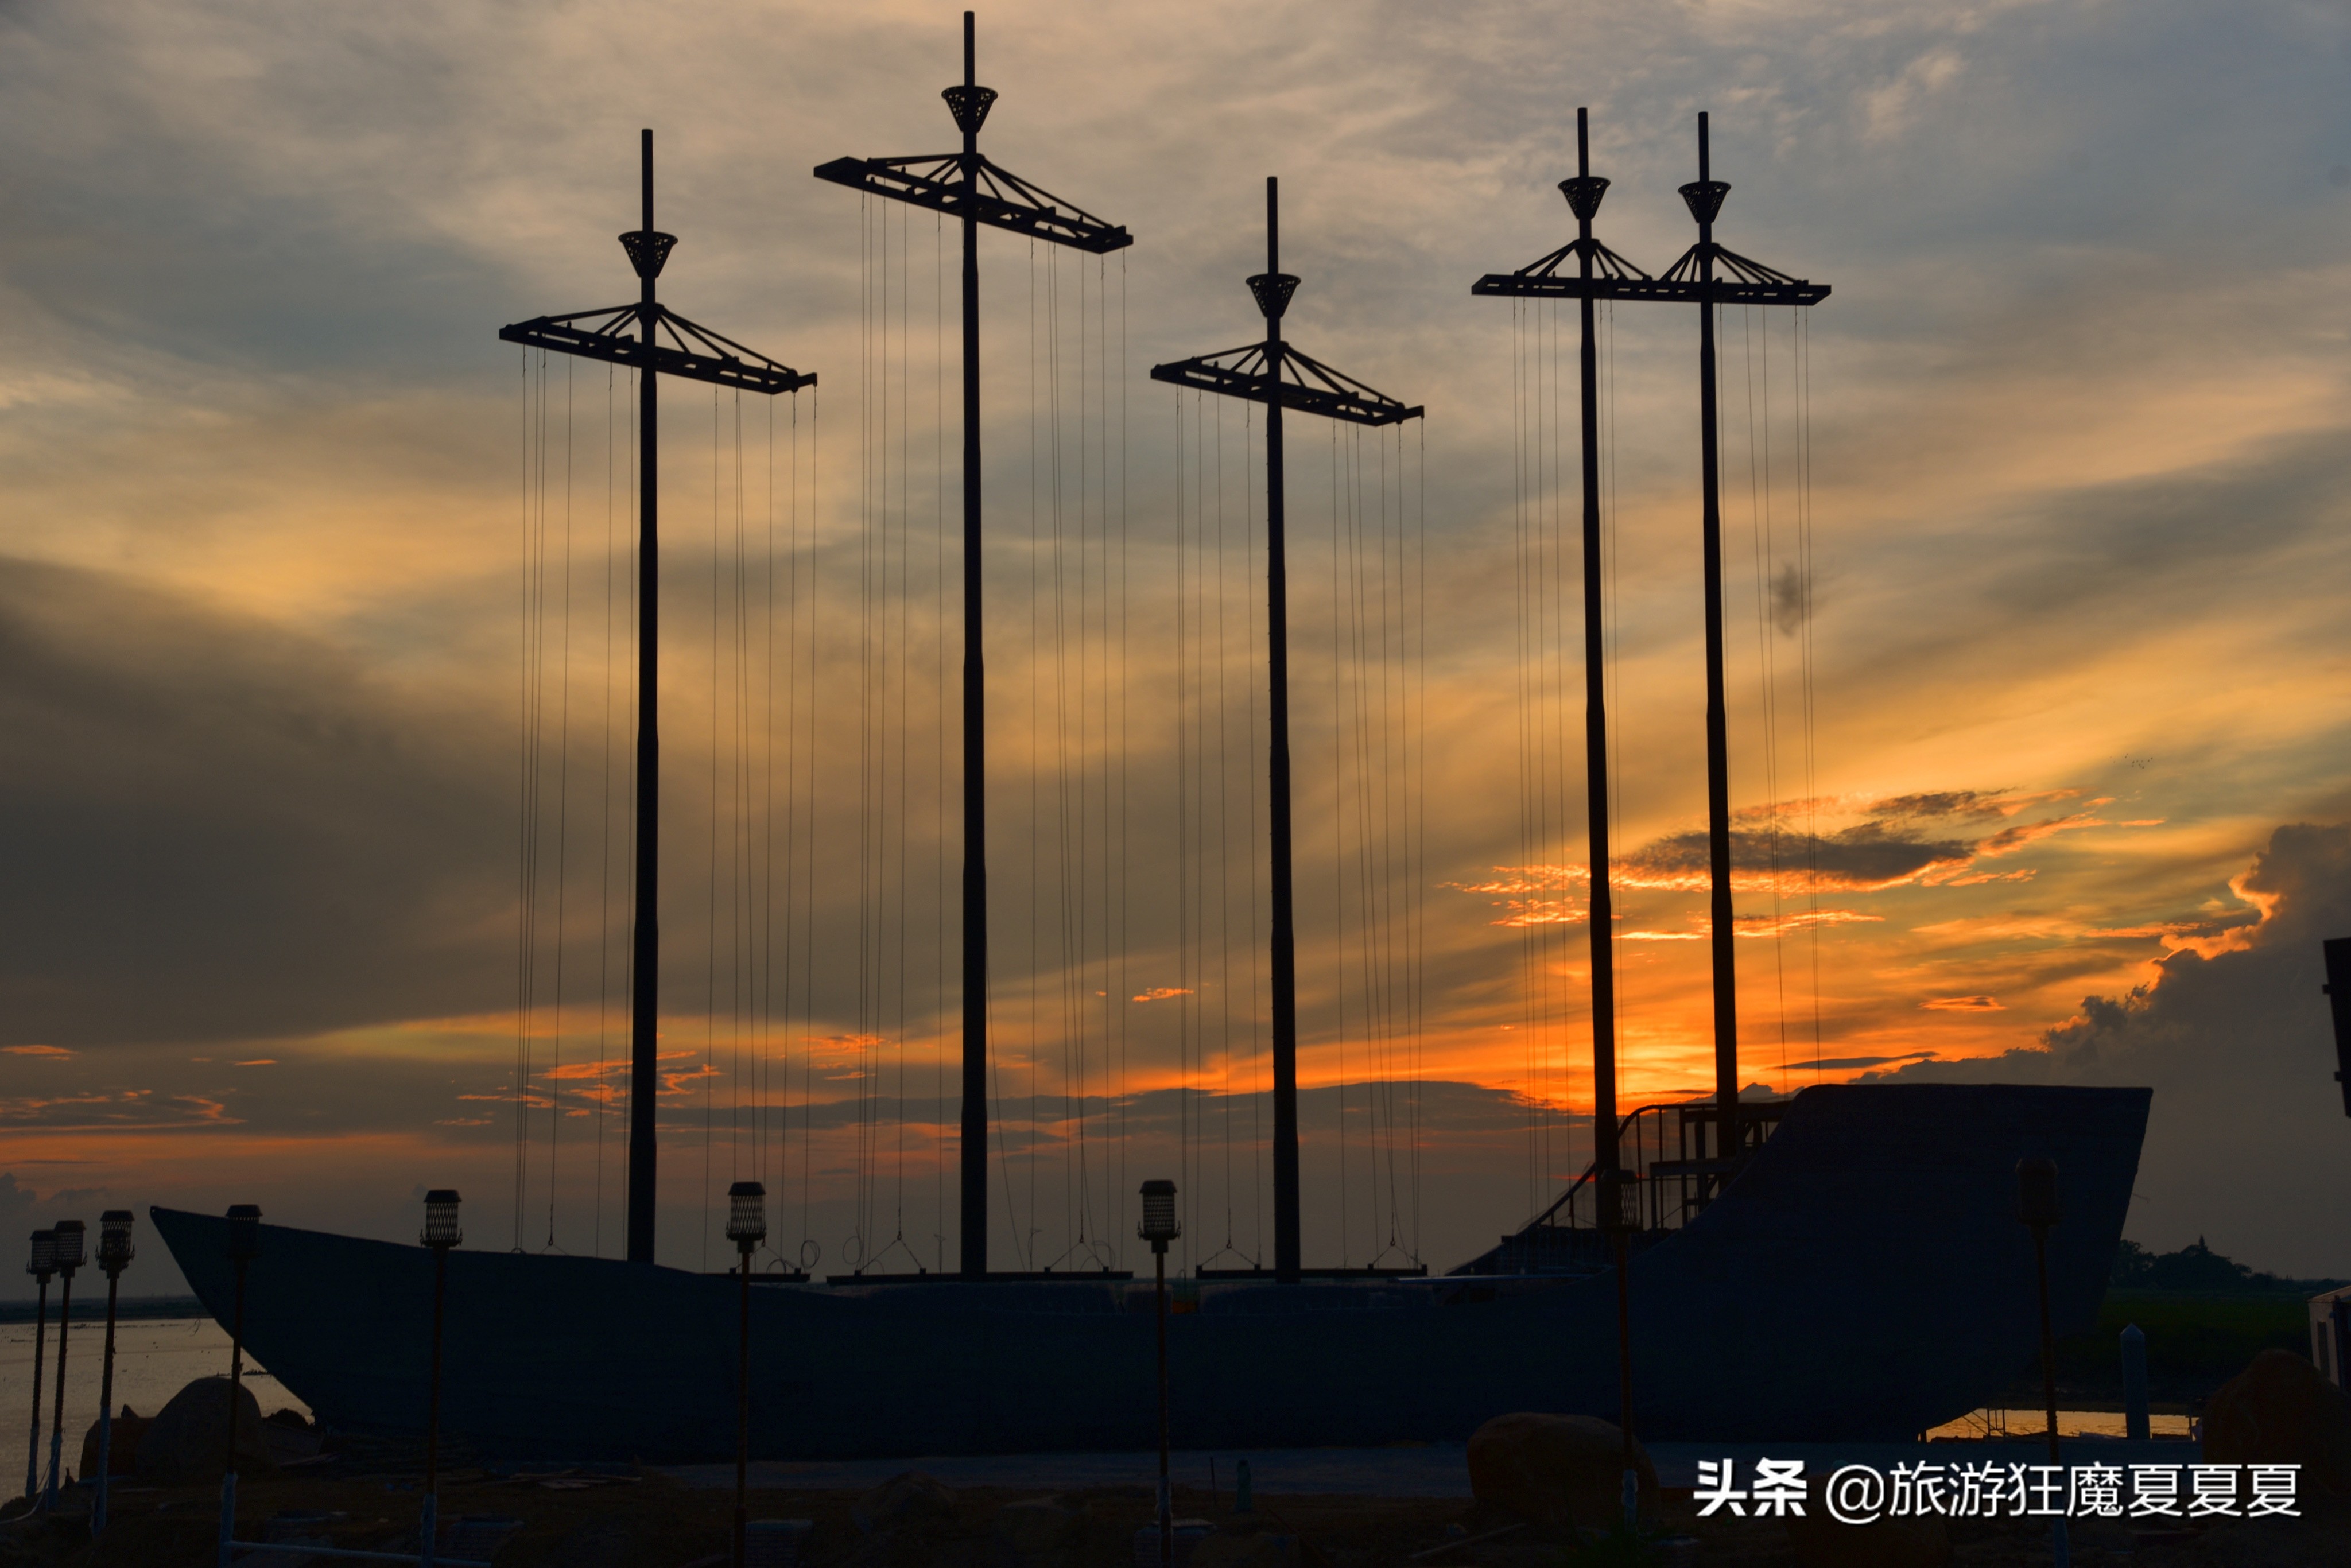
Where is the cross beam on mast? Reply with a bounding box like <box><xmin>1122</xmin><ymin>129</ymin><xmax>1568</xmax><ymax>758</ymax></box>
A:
<box><xmin>812</xmin><ymin>155</ymin><xmax>1132</xmax><ymax>254</ymax></box>
<box><xmin>496</xmin><ymin>130</ymin><xmax>816</xmax><ymax>1266</ymax></box>
<box><xmin>1147</xmin><ymin>343</ymin><xmax>1421</xmax><ymax>426</ymax></box>
<box><xmin>814</xmin><ymin>10</ymin><xmax>1133</xmax><ymax>1282</ymax></box>
<box><xmin>499</xmin><ymin>306</ymin><xmax>816</xmax><ymax>395</ymax></box>
<box><xmin>1472</xmin><ymin>111</ymin><xmax>1827</xmax><ymax>1208</ymax></box>
<box><xmin>1149</xmin><ymin>177</ymin><xmax>1425</xmax><ymax>1285</ymax></box>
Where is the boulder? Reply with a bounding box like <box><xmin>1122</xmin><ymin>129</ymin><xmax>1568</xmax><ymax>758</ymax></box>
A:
<box><xmin>852</xmin><ymin>1470</ymin><xmax>958</xmax><ymax>1533</ymax></box>
<box><xmin>1783</xmin><ymin>1511</ymin><xmax>1951</xmax><ymax>1568</ymax></box>
<box><xmin>1465</xmin><ymin>1412</ymin><xmax>1658</xmax><ymax>1531</ymax></box>
<box><xmin>992</xmin><ymin>1496</ymin><xmax>1078</xmax><ymax>1559</ymax></box>
<box><xmin>2203</xmin><ymin>1349</ymin><xmax>2351</xmax><ymax>1504</ymax></box>
<box><xmin>550</xmin><ymin>1520</ymin><xmax>632</xmax><ymax>1568</ymax></box>
<box><xmin>79</xmin><ymin>1406</ymin><xmax>149</xmax><ymax>1484</ymax></box>
<box><xmin>1191</xmin><ymin>1526</ymin><xmax>1299</xmax><ymax>1566</ymax></box>
<box><xmin>134</xmin><ymin>1376</ymin><xmax>276</xmax><ymax>1485</ymax></box>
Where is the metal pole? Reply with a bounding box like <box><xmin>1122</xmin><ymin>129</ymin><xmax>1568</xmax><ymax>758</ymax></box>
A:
<box><xmin>44</xmin><ymin>1267</ymin><xmax>72</xmax><ymax>1506</ymax></box>
<box><xmin>1155</xmin><ymin>1246</ymin><xmax>1172</xmax><ymax>1566</ymax></box>
<box><xmin>22</xmin><ymin>1272</ymin><xmax>45</xmax><ymax>1500</ymax></box>
<box><xmin>627</xmin><ymin>126</ymin><xmax>664</xmax><ymax>1266</ymax></box>
<box><xmin>1574</xmin><ymin>129</ymin><xmax>1632</xmax><ymax>1512</ymax></box>
<box><xmin>2035</xmin><ymin>1225</ymin><xmax>2069</xmax><ymax>1568</ymax></box>
<box><xmin>422</xmin><ymin>1247</ymin><xmax>447</xmax><ymax>1568</ymax></box>
<box><xmin>1611</xmin><ymin>1225</ymin><xmax>1634</xmax><ymax>1516</ymax></box>
<box><xmin>218</xmin><ymin>1256</ymin><xmax>249</xmax><ymax>1568</ymax></box>
<box><xmin>957</xmin><ymin>7</ymin><xmax>992</xmax><ymax>1282</ymax></box>
<box><xmin>1263</xmin><ymin>176</ymin><xmax>1301</xmax><ymax>1285</ymax></box>
<box><xmin>734</xmin><ymin>1247</ymin><xmax>751</xmax><ymax>1567</ymax></box>
<box><xmin>2035</xmin><ymin>1227</ymin><xmax>2059</xmax><ymax>1461</ymax></box>
<box><xmin>1573</xmin><ymin>108</ymin><xmax>1619</xmax><ymax>1180</ymax></box>
<box><xmin>95</xmin><ymin>1268</ymin><xmax>121</xmax><ymax>1532</ymax></box>
<box><xmin>1693</xmin><ymin>112</ymin><xmax>1740</xmax><ymax>1177</ymax></box>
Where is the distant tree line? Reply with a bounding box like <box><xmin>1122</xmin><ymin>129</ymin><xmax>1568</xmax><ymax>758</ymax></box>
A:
<box><xmin>2111</xmin><ymin>1236</ymin><xmax>2345</xmax><ymax>1294</ymax></box>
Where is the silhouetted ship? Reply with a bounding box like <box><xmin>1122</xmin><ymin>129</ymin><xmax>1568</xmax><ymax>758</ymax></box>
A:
<box><xmin>156</xmin><ymin>34</ymin><xmax>2150</xmax><ymax>1464</ymax></box>
<box><xmin>154</xmin><ymin>1083</ymin><xmax>2144</xmax><ymax>1460</ymax></box>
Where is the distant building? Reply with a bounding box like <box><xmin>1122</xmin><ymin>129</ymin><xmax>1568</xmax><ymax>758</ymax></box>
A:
<box><xmin>2311</xmin><ymin>1286</ymin><xmax>2351</xmax><ymax>1388</ymax></box>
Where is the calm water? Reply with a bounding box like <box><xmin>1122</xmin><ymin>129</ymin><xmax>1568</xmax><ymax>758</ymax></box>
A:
<box><xmin>1926</xmin><ymin>1408</ymin><xmax>2195</xmax><ymax>1441</ymax></box>
<box><xmin>1</xmin><ymin>1318</ymin><xmax>309</xmax><ymax>1495</ymax></box>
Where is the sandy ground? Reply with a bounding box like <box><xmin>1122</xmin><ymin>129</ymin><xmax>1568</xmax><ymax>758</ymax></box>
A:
<box><xmin>4</xmin><ymin>1470</ymin><xmax>2345</xmax><ymax>1567</ymax></box>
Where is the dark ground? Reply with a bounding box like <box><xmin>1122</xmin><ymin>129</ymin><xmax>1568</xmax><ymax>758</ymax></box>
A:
<box><xmin>4</xmin><ymin>1473</ymin><xmax>2344</xmax><ymax>1567</ymax></box>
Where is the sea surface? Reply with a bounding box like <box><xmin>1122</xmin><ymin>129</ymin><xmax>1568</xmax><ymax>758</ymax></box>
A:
<box><xmin>1</xmin><ymin>1318</ymin><xmax>309</xmax><ymax>1495</ymax></box>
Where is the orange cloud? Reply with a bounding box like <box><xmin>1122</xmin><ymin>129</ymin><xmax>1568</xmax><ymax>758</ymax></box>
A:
<box><xmin>4</xmin><ymin>1044</ymin><xmax>75</xmax><ymax>1057</ymax></box>
<box><xmin>1936</xmin><ymin>868</ymin><xmax>2038</xmax><ymax>887</ymax></box>
<box><xmin>1922</xmin><ymin>996</ymin><xmax>2005</xmax><ymax>1012</ymax></box>
<box><xmin>1131</xmin><ymin>987</ymin><xmax>1193</xmax><ymax>1002</ymax></box>
<box><xmin>1975</xmin><ymin>812</ymin><xmax>2110</xmax><ymax>857</ymax></box>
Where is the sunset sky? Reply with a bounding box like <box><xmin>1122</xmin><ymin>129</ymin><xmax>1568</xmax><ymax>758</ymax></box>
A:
<box><xmin>6</xmin><ymin>0</ymin><xmax>2351</xmax><ymax>1293</ymax></box>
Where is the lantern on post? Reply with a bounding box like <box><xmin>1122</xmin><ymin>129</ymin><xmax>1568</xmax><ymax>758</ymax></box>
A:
<box><xmin>23</xmin><ymin>1229</ymin><xmax>56</xmax><ymax>1503</ymax></box>
<box><xmin>93</xmin><ymin>1210</ymin><xmax>135</xmax><ymax>1534</ymax></box>
<box><xmin>725</xmin><ymin>1181</ymin><xmax>767</xmax><ymax>1568</ymax></box>
<box><xmin>42</xmin><ymin>1219</ymin><xmax>84</xmax><ymax>1508</ymax></box>
<box><xmin>1137</xmin><ymin>1180</ymin><xmax>1181</xmax><ymax>1567</ymax></box>
<box><xmin>217</xmin><ymin>1205</ymin><xmax>261</xmax><ymax>1568</ymax></box>
<box><xmin>418</xmin><ymin>1190</ymin><xmax>462</xmax><ymax>1568</ymax></box>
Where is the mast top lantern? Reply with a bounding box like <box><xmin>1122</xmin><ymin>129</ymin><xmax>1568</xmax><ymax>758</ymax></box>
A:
<box><xmin>725</xmin><ymin>1182</ymin><xmax>768</xmax><ymax>1249</ymax></box>
<box><xmin>98</xmin><ymin>1211</ymin><xmax>135</xmax><ymax>1272</ymax></box>
<box><xmin>49</xmin><ymin>1220</ymin><xmax>84</xmax><ymax>1272</ymax></box>
<box><xmin>421</xmin><ymin>1190</ymin><xmax>463</xmax><ymax>1251</ymax></box>
<box><xmin>225</xmin><ymin>1204</ymin><xmax>262</xmax><ymax>1262</ymax></box>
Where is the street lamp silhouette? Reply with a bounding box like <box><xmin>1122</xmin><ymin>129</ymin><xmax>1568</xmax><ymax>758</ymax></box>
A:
<box><xmin>23</xmin><ymin>1229</ymin><xmax>55</xmax><ymax>1503</ymax></box>
<box><xmin>1138</xmin><ymin>1179</ymin><xmax>1180</xmax><ymax>1567</ymax></box>
<box><xmin>217</xmin><ymin>1204</ymin><xmax>261</xmax><ymax>1568</ymax></box>
<box><xmin>726</xmin><ymin>1181</ymin><xmax>767</xmax><ymax>1568</ymax></box>
<box><xmin>42</xmin><ymin>1219</ymin><xmax>84</xmax><ymax>1508</ymax></box>
<box><xmin>93</xmin><ymin>1210</ymin><xmax>135</xmax><ymax>1535</ymax></box>
<box><xmin>420</xmin><ymin>1190</ymin><xmax>462</xmax><ymax>1568</ymax></box>
<box><xmin>2018</xmin><ymin>1158</ymin><xmax>2066</xmax><ymax>1568</ymax></box>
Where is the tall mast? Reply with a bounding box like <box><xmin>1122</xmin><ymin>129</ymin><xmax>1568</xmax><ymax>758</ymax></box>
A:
<box><xmin>1688</xmin><ymin>113</ymin><xmax>1740</xmax><ymax>1168</ymax></box>
<box><xmin>955</xmin><ymin>10</ymin><xmax>990</xmax><ymax>1284</ymax></box>
<box><xmin>629</xmin><ymin>131</ymin><xmax>662</xmax><ymax>1265</ymax></box>
<box><xmin>501</xmin><ymin>134</ymin><xmax>815</xmax><ymax>1265</ymax></box>
<box><xmin>816</xmin><ymin>13</ymin><xmax>1132</xmax><ymax>1279</ymax></box>
<box><xmin>1259</xmin><ymin>178</ymin><xmax>1301</xmax><ymax>1282</ymax></box>
<box><xmin>1568</xmin><ymin>111</ymin><xmax>1619</xmax><ymax>1183</ymax></box>
<box><xmin>1154</xmin><ymin>182</ymin><xmax>1423</xmax><ymax>1282</ymax></box>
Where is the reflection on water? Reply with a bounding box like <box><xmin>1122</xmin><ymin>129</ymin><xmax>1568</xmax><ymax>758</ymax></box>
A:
<box><xmin>1926</xmin><ymin>1407</ymin><xmax>2197</xmax><ymax>1441</ymax></box>
<box><xmin>1</xmin><ymin>1319</ymin><xmax>309</xmax><ymax>1492</ymax></box>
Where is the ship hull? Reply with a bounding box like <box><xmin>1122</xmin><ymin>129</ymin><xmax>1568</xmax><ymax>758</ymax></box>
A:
<box><xmin>153</xmin><ymin>1082</ymin><xmax>2147</xmax><ymax>1461</ymax></box>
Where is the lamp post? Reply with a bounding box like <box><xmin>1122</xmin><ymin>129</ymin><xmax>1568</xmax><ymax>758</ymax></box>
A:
<box><xmin>2017</xmin><ymin>1158</ymin><xmax>2066</xmax><ymax>1568</ymax></box>
<box><xmin>23</xmin><ymin>1229</ymin><xmax>55</xmax><ymax>1502</ymax></box>
<box><xmin>42</xmin><ymin>1219</ymin><xmax>83</xmax><ymax>1508</ymax></box>
<box><xmin>93</xmin><ymin>1211</ymin><xmax>134</xmax><ymax>1535</ymax></box>
<box><xmin>725</xmin><ymin>1182</ymin><xmax>767</xmax><ymax>1568</ymax></box>
<box><xmin>1138</xmin><ymin>1180</ymin><xmax>1181</xmax><ymax>1568</ymax></box>
<box><xmin>216</xmin><ymin>1204</ymin><xmax>261</xmax><ymax>1568</ymax></box>
<box><xmin>420</xmin><ymin>1190</ymin><xmax>462</xmax><ymax>1568</ymax></box>
<box><xmin>1597</xmin><ymin>1167</ymin><xmax>1641</xmax><ymax>1530</ymax></box>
